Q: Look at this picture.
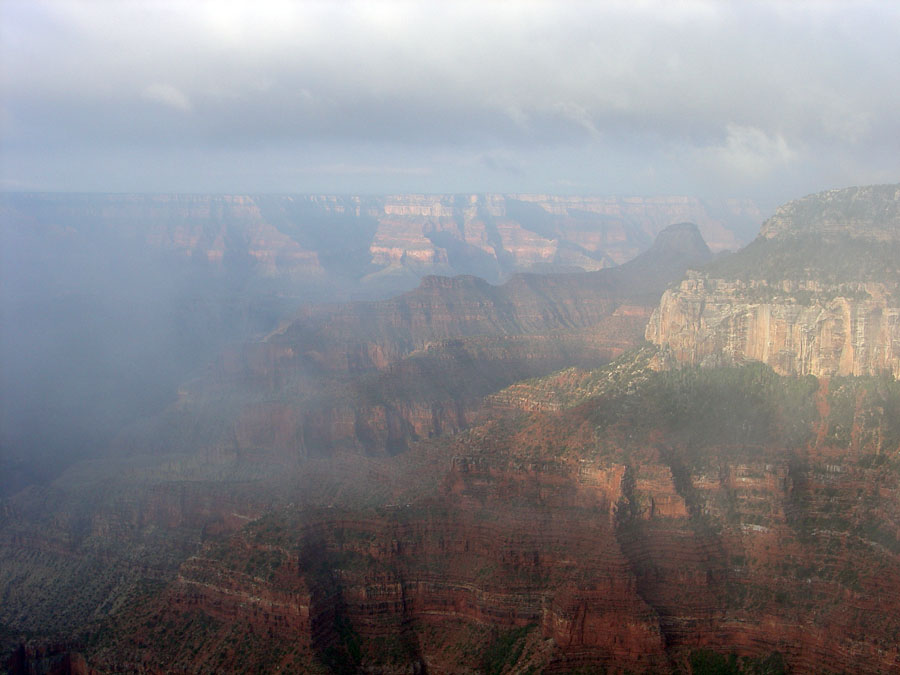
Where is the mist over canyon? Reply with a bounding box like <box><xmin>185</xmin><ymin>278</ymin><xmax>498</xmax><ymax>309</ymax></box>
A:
<box><xmin>2</xmin><ymin>185</ymin><xmax>900</xmax><ymax>674</ymax></box>
<box><xmin>5</xmin><ymin>1</ymin><xmax>900</xmax><ymax>672</ymax></box>
<box><xmin>0</xmin><ymin>192</ymin><xmax>757</xmax><ymax>496</ymax></box>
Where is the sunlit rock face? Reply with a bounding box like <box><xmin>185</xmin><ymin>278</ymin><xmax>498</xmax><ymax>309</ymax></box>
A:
<box><xmin>647</xmin><ymin>274</ymin><xmax>900</xmax><ymax>377</ymax></box>
<box><xmin>647</xmin><ymin>184</ymin><xmax>900</xmax><ymax>377</ymax></box>
<box><xmin>4</xmin><ymin>186</ymin><xmax>900</xmax><ymax>673</ymax></box>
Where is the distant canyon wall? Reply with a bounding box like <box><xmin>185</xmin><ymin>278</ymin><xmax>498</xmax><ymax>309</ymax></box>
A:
<box><xmin>367</xmin><ymin>193</ymin><xmax>754</xmax><ymax>270</ymax></box>
<box><xmin>2</xmin><ymin>193</ymin><xmax>760</xmax><ymax>297</ymax></box>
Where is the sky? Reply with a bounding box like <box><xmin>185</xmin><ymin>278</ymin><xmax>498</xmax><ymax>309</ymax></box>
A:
<box><xmin>1</xmin><ymin>0</ymin><xmax>899</xmax><ymax>207</ymax></box>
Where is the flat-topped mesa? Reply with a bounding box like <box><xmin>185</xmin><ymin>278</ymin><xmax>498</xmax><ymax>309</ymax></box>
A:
<box><xmin>647</xmin><ymin>184</ymin><xmax>900</xmax><ymax>378</ymax></box>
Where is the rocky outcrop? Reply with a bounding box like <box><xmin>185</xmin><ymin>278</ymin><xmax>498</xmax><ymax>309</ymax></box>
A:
<box><xmin>647</xmin><ymin>274</ymin><xmax>900</xmax><ymax>377</ymax></box>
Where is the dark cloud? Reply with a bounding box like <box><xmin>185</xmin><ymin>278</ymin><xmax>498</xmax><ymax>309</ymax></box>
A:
<box><xmin>2</xmin><ymin>1</ymin><xmax>899</xmax><ymax>204</ymax></box>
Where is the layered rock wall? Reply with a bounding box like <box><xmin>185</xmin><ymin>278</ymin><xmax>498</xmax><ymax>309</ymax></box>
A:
<box><xmin>647</xmin><ymin>274</ymin><xmax>900</xmax><ymax>377</ymax></box>
<box><xmin>3</xmin><ymin>192</ymin><xmax>753</xmax><ymax>291</ymax></box>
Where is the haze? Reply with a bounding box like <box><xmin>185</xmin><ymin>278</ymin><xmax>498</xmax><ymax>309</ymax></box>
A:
<box><xmin>4</xmin><ymin>2</ymin><xmax>900</xmax><ymax>671</ymax></box>
<box><xmin>2</xmin><ymin>1</ymin><xmax>899</xmax><ymax>207</ymax></box>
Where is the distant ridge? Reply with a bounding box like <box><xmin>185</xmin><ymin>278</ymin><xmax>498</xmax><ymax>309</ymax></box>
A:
<box><xmin>760</xmin><ymin>183</ymin><xmax>900</xmax><ymax>241</ymax></box>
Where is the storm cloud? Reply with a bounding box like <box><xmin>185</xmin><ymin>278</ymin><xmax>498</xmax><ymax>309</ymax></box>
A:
<box><xmin>2</xmin><ymin>1</ymin><xmax>898</xmax><ymax>205</ymax></box>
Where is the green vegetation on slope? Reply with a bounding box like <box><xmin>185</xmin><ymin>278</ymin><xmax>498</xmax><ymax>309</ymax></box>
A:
<box><xmin>481</xmin><ymin>624</ymin><xmax>536</xmax><ymax>675</ymax></box>
<box><xmin>689</xmin><ymin>649</ymin><xmax>788</xmax><ymax>675</ymax></box>
<box><xmin>589</xmin><ymin>360</ymin><xmax>821</xmax><ymax>465</ymax></box>
<box><xmin>704</xmin><ymin>234</ymin><xmax>900</xmax><ymax>294</ymax></box>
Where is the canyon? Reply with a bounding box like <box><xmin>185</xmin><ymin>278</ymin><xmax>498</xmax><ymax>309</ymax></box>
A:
<box><xmin>3</xmin><ymin>185</ymin><xmax>900</xmax><ymax>673</ymax></box>
<box><xmin>27</xmin><ymin>355</ymin><xmax>900</xmax><ymax>674</ymax></box>
<box><xmin>0</xmin><ymin>220</ymin><xmax>712</xmax><ymax>671</ymax></box>
<box><xmin>1</xmin><ymin>193</ymin><xmax>758</xmax><ymax>295</ymax></box>
<box><xmin>0</xmin><ymin>192</ymin><xmax>753</xmax><ymax>496</ymax></box>
<box><xmin>116</xmin><ymin>221</ymin><xmax>710</xmax><ymax>463</ymax></box>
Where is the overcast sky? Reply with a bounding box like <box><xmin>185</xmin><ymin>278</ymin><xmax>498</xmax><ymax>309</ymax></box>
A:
<box><xmin>2</xmin><ymin>1</ymin><xmax>898</xmax><ymax>207</ymax></box>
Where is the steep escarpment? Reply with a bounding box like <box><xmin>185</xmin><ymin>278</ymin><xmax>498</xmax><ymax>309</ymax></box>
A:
<box><xmin>90</xmin><ymin>404</ymin><xmax>671</xmax><ymax>672</ymax></box>
<box><xmin>647</xmin><ymin>274</ymin><xmax>900</xmax><ymax>377</ymax></box>
<box><xmin>648</xmin><ymin>184</ymin><xmax>900</xmax><ymax>377</ymax></box>
<box><xmin>269</xmin><ymin>220</ymin><xmax>712</xmax><ymax>367</ymax></box>
<box><xmin>354</xmin><ymin>192</ymin><xmax>750</xmax><ymax>279</ymax></box>
<box><xmin>10</xmin><ymin>183</ymin><xmax>900</xmax><ymax>674</ymax></box>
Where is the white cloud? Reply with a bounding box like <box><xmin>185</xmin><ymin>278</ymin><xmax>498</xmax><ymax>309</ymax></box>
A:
<box><xmin>141</xmin><ymin>83</ymin><xmax>192</xmax><ymax>112</ymax></box>
<box><xmin>302</xmin><ymin>163</ymin><xmax>432</xmax><ymax>176</ymax></box>
<box><xmin>701</xmin><ymin>124</ymin><xmax>797</xmax><ymax>179</ymax></box>
<box><xmin>2</xmin><ymin>0</ymin><xmax>899</xmax><ymax>197</ymax></box>
<box><xmin>552</xmin><ymin>102</ymin><xmax>604</xmax><ymax>141</ymax></box>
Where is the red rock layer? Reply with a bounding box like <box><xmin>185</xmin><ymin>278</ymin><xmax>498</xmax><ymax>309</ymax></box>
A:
<box><xmin>89</xmin><ymin>373</ymin><xmax>900</xmax><ymax>674</ymax></box>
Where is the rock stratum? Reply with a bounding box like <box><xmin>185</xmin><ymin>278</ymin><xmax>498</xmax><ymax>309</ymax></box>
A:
<box><xmin>648</xmin><ymin>184</ymin><xmax>900</xmax><ymax>378</ymax></box>
<box><xmin>647</xmin><ymin>274</ymin><xmax>900</xmax><ymax>377</ymax></box>
<box><xmin>1</xmin><ymin>224</ymin><xmax>712</xmax><ymax>664</ymax></box>
<box><xmin>16</xmin><ymin>354</ymin><xmax>898</xmax><ymax>674</ymax></box>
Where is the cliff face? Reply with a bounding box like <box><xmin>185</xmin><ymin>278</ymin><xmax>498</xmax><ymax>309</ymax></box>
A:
<box><xmin>363</xmin><ymin>193</ymin><xmax>746</xmax><ymax>275</ymax></box>
<box><xmin>9</xmin><ymin>185</ymin><xmax>900</xmax><ymax>673</ymax></box>
<box><xmin>269</xmin><ymin>221</ymin><xmax>711</xmax><ymax>371</ymax></box>
<box><xmin>647</xmin><ymin>184</ymin><xmax>900</xmax><ymax>377</ymax></box>
<box><xmin>647</xmin><ymin>274</ymin><xmax>900</xmax><ymax>377</ymax></box>
<box><xmin>0</xmin><ymin>227</ymin><xmax>707</xmax><ymax>661</ymax></box>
